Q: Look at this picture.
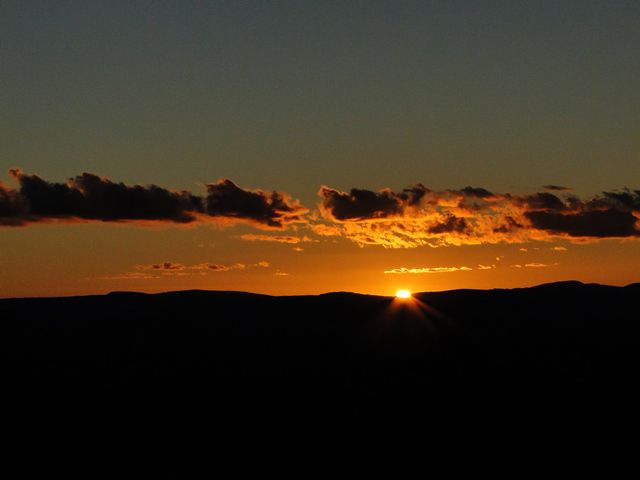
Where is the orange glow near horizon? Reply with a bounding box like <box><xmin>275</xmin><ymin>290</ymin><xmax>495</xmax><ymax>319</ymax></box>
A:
<box><xmin>395</xmin><ymin>289</ymin><xmax>412</xmax><ymax>299</ymax></box>
<box><xmin>1</xmin><ymin>221</ymin><xmax>639</xmax><ymax>299</ymax></box>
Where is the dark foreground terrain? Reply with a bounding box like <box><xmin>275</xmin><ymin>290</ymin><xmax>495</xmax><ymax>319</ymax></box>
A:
<box><xmin>2</xmin><ymin>281</ymin><xmax>639</xmax><ymax>465</ymax></box>
<box><xmin>3</xmin><ymin>280</ymin><xmax>639</xmax><ymax>386</ymax></box>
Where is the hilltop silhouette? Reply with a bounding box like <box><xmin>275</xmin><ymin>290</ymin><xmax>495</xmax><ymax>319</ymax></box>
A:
<box><xmin>2</xmin><ymin>281</ymin><xmax>639</xmax><ymax>388</ymax></box>
<box><xmin>2</xmin><ymin>281</ymin><xmax>639</xmax><ymax>462</ymax></box>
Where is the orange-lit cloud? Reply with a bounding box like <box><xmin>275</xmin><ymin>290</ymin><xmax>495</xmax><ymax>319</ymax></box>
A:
<box><xmin>0</xmin><ymin>169</ymin><xmax>306</xmax><ymax>230</ymax></box>
<box><xmin>4</xmin><ymin>170</ymin><xmax>639</xmax><ymax>248</ymax></box>
<box><xmin>384</xmin><ymin>266</ymin><xmax>473</xmax><ymax>274</ymax></box>
<box><xmin>238</xmin><ymin>234</ymin><xmax>315</xmax><ymax>243</ymax></box>
<box><xmin>511</xmin><ymin>263</ymin><xmax>558</xmax><ymax>268</ymax></box>
<box><xmin>317</xmin><ymin>184</ymin><xmax>640</xmax><ymax>247</ymax></box>
<box><xmin>190</xmin><ymin>263</ymin><xmax>247</xmax><ymax>272</ymax></box>
<box><xmin>99</xmin><ymin>271</ymin><xmax>163</xmax><ymax>281</ymax></box>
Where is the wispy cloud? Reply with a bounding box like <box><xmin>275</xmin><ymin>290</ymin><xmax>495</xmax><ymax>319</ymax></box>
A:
<box><xmin>477</xmin><ymin>264</ymin><xmax>495</xmax><ymax>270</ymax></box>
<box><xmin>98</xmin><ymin>271</ymin><xmax>162</xmax><ymax>280</ymax></box>
<box><xmin>238</xmin><ymin>234</ymin><xmax>315</xmax><ymax>243</ymax></box>
<box><xmin>384</xmin><ymin>266</ymin><xmax>472</xmax><ymax>274</ymax></box>
<box><xmin>543</xmin><ymin>185</ymin><xmax>572</xmax><ymax>192</ymax></box>
<box><xmin>136</xmin><ymin>262</ymin><xmax>187</xmax><ymax>271</ymax></box>
<box><xmin>105</xmin><ymin>260</ymin><xmax>272</xmax><ymax>279</ymax></box>
<box><xmin>511</xmin><ymin>262</ymin><xmax>558</xmax><ymax>268</ymax></box>
<box><xmin>190</xmin><ymin>262</ymin><xmax>247</xmax><ymax>272</ymax></box>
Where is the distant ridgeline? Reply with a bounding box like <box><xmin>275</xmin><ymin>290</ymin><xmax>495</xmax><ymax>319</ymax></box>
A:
<box><xmin>2</xmin><ymin>281</ymin><xmax>639</xmax><ymax>387</ymax></box>
<box><xmin>1</xmin><ymin>281</ymin><xmax>639</xmax><ymax>460</ymax></box>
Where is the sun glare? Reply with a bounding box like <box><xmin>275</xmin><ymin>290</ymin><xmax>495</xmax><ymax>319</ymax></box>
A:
<box><xmin>395</xmin><ymin>289</ymin><xmax>412</xmax><ymax>299</ymax></box>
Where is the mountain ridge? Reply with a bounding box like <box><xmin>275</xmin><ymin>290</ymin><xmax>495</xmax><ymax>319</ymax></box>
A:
<box><xmin>2</xmin><ymin>279</ymin><xmax>638</xmax><ymax>302</ymax></box>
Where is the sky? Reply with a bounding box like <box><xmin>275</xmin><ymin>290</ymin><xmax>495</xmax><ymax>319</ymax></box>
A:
<box><xmin>1</xmin><ymin>0</ymin><xmax>639</xmax><ymax>297</ymax></box>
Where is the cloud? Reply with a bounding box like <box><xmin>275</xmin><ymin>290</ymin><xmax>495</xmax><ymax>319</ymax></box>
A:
<box><xmin>524</xmin><ymin>192</ymin><xmax>567</xmax><ymax>211</ymax></box>
<box><xmin>3</xmin><ymin>169</ymin><xmax>204</xmax><ymax>225</ymax></box>
<box><xmin>137</xmin><ymin>262</ymin><xmax>187</xmax><ymax>271</ymax></box>
<box><xmin>130</xmin><ymin>260</ymin><xmax>270</xmax><ymax>275</ymax></box>
<box><xmin>384</xmin><ymin>266</ymin><xmax>472</xmax><ymax>274</ymax></box>
<box><xmin>308</xmin><ymin>223</ymin><xmax>344</xmax><ymax>237</ymax></box>
<box><xmin>316</xmin><ymin>184</ymin><xmax>640</xmax><ymax>247</ymax></box>
<box><xmin>525</xmin><ymin>209</ymin><xmax>638</xmax><ymax>238</ymax></box>
<box><xmin>190</xmin><ymin>263</ymin><xmax>246</xmax><ymax>272</ymax></box>
<box><xmin>0</xmin><ymin>169</ymin><xmax>306</xmax><ymax>229</ymax></box>
<box><xmin>99</xmin><ymin>271</ymin><xmax>162</xmax><ymax>280</ymax></box>
<box><xmin>206</xmin><ymin>179</ymin><xmax>306</xmax><ymax>229</ymax></box>
<box><xmin>5</xmin><ymin>170</ymin><xmax>639</xmax><ymax>245</ymax></box>
<box><xmin>318</xmin><ymin>185</ymin><xmax>420</xmax><ymax>221</ymax></box>
<box><xmin>511</xmin><ymin>262</ymin><xmax>558</xmax><ymax>268</ymax></box>
<box><xmin>0</xmin><ymin>180</ymin><xmax>26</xmax><ymax>226</ymax></box>
<box><xmin>238</xmin><ymin>234</ymin><xmax>314</xmax><ymax>244</ymax></box>
<box><xmin>134</xmin><ymin>262</ymin><xmax>245</xmax><ymax>278</ymax></box>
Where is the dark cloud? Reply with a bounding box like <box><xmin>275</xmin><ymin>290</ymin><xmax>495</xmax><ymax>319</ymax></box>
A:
<box><xmin>601</xmin><ymin>190</ymin><xmax>640</xmax><ymax>210</ymax></box>
<box><xmin>492</xmin><ymin>216</ymin><xmax>524</xmax><ymax>234</ymax></box>
<box><xmin>525</xmin><ymin>189</ymin><xmax>640</xmax><ymax>238</ymax></box>
<box><xmin>397</xmin><ymin>184</ymin><xmax>431</xmax><ymax>205</ymax></box>
<box><xmin>543</xmin><ymin>185</ymin><xmax>572</xmax><ymax>191</ymax></box>
<box><xmin>0</xmin><ymin>169</ymin><xmax>306</xmax><ymax>229</ymax></box>
<box><xmin>0</xmin><ymin>181</ymin><xmax>26</xmax><ymax>225</ymax></box>
<box><xmin>524</xmin><ymin>192</ymin><xmax>567</xmax><ymax>211</ymax></box>
<box><xmin>3</xmin><ymin>169</ymin><xmax>203</xmax><ymax>224</ymax></box>
<box><xmin>460</xmin><ymin>186</ymin><xmax>494</xmax><ymax>198</ymax></box>
<box><xmin>206</xmin><ymin>179</ymin><xmax>307</xmax><ymax>229</ymax></box>
<box><xmin>525</xmin><ymin>209</ymin><xmax>639</xmax><ymax>238</ymax></box>
<box><xmin>427</xmin><ymin>216</ymin><xmax>469</xmax><ymax>234</ymax></box>
<box><xmin>319</xmin><ymin>186</ymin><xmax>403</xmax><ymax>221</ymax></box>
<box><xmin>4</xmin><ymin>170</ymin><xmax>639</xmax><ymax>244</ymax></box>
<box><xmin>150</xmin><ymin>263</ymin><xmax>186</xmax><ymax>271</ymax></box>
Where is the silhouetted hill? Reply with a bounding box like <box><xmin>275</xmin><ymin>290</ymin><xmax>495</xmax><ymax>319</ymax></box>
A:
<box><xmin>2</xmin><ymin>281</ymin><xmax>639</xmax><ymax>462</ymax></box>
<box><xmin>2</xmin><ymin>281</ymin><xmax>639</xmax><ymax>386</ymax></box>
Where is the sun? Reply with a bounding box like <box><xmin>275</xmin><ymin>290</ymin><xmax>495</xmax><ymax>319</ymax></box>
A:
<box><xmin>395</xmin><ymin>289</ymin><xmax>412</xmax><ymax>299</ymax></box>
